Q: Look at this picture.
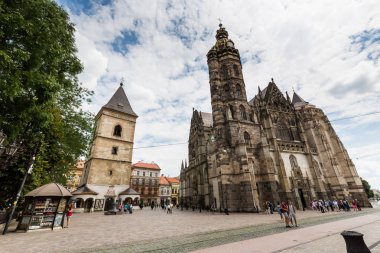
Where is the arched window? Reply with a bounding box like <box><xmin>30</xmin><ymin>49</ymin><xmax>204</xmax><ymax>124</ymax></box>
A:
<box><xmin>240</xmin><ymin>105</ymin><xmax>247</xmax><ymax>120</ymax></box>
<box><xmin>233</xmin><ymin>64</ymin><xmax>239</xmax><ymax>76</ymax></box>
<box><xmin>289</xmin><ymin>155</ymin><xmax>298</xmax><ymax>169</ymax></box>
<box><xmin>113</xmin><ymin>125</ymin><xmax>122</xmax><ymax>137</ymax></box>
<box><xmin>221</xmin><ymin>65</ymin><xmax>228</xmax><ymax>79</ymax></box>
<box><xmin>244</xmin><ymin>131</ymin><xmax>250</xmax><ymax>144</ymax></box>
<box><xmin>227</xmin><ymin>105</ymin><xmax>234</xmax><ymax>119</ymax></box>
<box><xmin>236</xmin><ymin>84</ymin><xmax>242</xmax><ymax>97</ymax></box>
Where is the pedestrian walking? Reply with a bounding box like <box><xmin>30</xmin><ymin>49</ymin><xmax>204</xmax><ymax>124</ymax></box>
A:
<box><xmin>277</xmin><ymin>202</ymin><xmax>283</xmax><ymax>220</ymax></box>
<box><xmin>288</xmin><ymin>201</ymin><xmax>298</xmax><ymax>227</ymax></box>
<box><xmin>124</xmin><ymin>203</ymin><xmax>128</xmax><ymax>213</ymax></box>
<box><xmin>280</xmin><ymin>201</ymin><xmax>290</xmax><ymax>228</ymax></box>
<box><xmin>64</xmin><ymin>202</ymin><xmax>74</xmax><ymax>228</ymax></box>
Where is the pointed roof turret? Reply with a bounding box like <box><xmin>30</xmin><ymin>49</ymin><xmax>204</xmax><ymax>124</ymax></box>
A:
<box><xmin>292</xmin><ymin>92</ymin><xmax>309</xmax><ymax>107</ymax></box>
<box><xmin>181</xmin><ymin>160</ymin><xmax>184</xmax><ymax>170</ymax></box>
<box><xmin>103</xmin><ymin>83</ymin><xmax>137</xmax><ymax>117</ymax></box>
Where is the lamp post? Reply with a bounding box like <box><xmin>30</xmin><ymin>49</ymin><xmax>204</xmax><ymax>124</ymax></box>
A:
<box><xmin>2</xmin><ymin>143</ymin><xmax>39</xmax><ymax>235</ymax></box>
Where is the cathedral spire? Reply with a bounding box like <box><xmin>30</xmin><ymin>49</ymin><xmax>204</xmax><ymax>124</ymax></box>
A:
<box><xmin>216</xmin><ymin>23</ymin><xmax>229</xmax><ymax>40</ymax></box>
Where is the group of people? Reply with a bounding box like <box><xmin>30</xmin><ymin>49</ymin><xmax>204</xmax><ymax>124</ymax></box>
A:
<box><xmin>118</xmin><ymin>203</ymin><xmax>134</xmax><ymax>214</ymax></box>
<box><xmin>311</xmin><ymin>199</ymin><xmax>361</xmax><ymax>213</ymax></box>
<box><xmin>265</xmin><ymin>201</ymin><xmax>298</xmax><ymax>228</ymax></box>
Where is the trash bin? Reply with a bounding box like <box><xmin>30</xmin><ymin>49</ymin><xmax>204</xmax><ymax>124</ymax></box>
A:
<box><xmin>341</xmin><ymin>230</ymin><xmax>370</xmax><ymax>253</ymax></box>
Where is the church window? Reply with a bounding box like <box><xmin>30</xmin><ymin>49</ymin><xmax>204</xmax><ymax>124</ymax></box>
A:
<box><xmin>240</xmin><ymin>105</ymin><xmax>247</xmax><ymax>120</ymax></box>
<box><xmin>221</xmin><ymin>65</ymin><xmax>228</xmax><ymax>79</ymax></box>
<box><xmin>111</xmin><ymin>146</ymin><xmax>118</xmax><ymax>155</ymax></box>
<box><xmin>289</xmin><ymin>155</ymin><xmax>298</xmax><ymax>169</ymax></box>
<box><xmin>236</xmin><ymin>85</ymin><xmax>242</xmax><ymax>97</ymax></box>
<box><xmin>291</xmin><ymin>127</ymin><xmax>301</xmax><ymax>141</ymax></box>
<box><xmin>244</xmin><ymin>132</ymin><xmax>250</xmax><ymax>144</ymax></box>
<box><xmin>109</xmin><ymin>170</ymin><xmax>113</xmax><ymax>176</ymax></box>
<box><xmin>233</xmin><ymin>64</ymin><xmax>239</xmax><ymax>76</ymax></box>
<box><xmin>113</xmin><ymin>125</ymin><xmax>122</xmax><ymax>137</ymax></box>
<box><xmin>276</xmin><ymin>119</ymin><xmax>291</xmax><ymax>141</ymax></box>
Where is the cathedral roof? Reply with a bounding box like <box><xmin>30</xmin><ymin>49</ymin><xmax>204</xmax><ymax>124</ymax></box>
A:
<box><xmin>200</xmin><ymin>112</ymin><xmax>213</xmax><ymax>127</ymax></box>
<box><xmin>103</xmin><ymin>84</ymin><xmax>137</xmax><ymax>117</ymax></box>
<box><xmin>292</xmin><ymin>92</ymin><xmax>309</xmax><ymax>107</ymax></box>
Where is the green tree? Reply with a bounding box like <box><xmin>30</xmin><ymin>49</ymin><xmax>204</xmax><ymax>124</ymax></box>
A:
<box><xmin>0</xmin><ymin>0</ymin><xmax>93</xmax><ymax>201</ymax></box>
<box><xmin>361</xmin><ymin>178</ymin><xmax>374</xmax><ymax>198</ymax></box>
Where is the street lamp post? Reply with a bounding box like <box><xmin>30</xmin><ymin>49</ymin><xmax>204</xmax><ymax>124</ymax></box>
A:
<box><xmin>2</xmin><ymin>143</ymin><xmax>39</xmax><ymax>235</ymax></box>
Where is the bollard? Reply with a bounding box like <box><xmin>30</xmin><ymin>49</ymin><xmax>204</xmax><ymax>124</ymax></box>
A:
<box><xmin>341</xmin><ymin>231</ymin><xmax>370</xmax><ymax>253</ymax></box>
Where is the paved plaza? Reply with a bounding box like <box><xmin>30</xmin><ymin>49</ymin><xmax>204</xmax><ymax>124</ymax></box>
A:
<box><xmin>0</xmin><ymin>207</ymin><xmax>379</xmax><ymax>253</ymax></box>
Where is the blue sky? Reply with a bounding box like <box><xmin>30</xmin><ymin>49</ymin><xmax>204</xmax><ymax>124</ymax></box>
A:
<box><xmin>57</xmin><ymin>0</ymin><xmax>380</xmax><ymax>189</ymax></box>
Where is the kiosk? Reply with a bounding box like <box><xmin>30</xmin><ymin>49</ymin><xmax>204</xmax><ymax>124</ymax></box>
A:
<box><xmin>17</xmin><ymin>183</ymin><xmax>72</xmax><ymax>232</ymax></box>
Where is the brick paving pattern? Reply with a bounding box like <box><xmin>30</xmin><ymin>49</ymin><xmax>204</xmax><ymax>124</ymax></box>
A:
<box><xmin>0</xmin><ymin>208</ymin><xmax>377</xmax><ymax>253</ymax></box>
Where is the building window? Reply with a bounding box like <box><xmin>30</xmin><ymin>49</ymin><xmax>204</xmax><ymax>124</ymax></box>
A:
<box><xmin>109</xmin><ymin>170</ymin><xmax>113</xmax><ymax>176</ymax></box>
<box><xmin>240</xmin><ymin>105</ymin><xmax>247</xmax><ymax>120</ymax></box>
<box><xmin>137</xmin><ymin>171</ymin><xmax>140</xmax><ymax>176</ymax></box>
<box><xmin>150</xmin><ymin>172</ymin><xmax>152</xmax><ymax>177</ymax></box>
<box><xmin>155</xmin><ymin>173</ymin><xmax>158</xmax><ymax>177</ymax></box>
<box><xmin>113</xmin><ymin>125</ymin><xmax>122</xmax><ymax>137</ymax></box>
<box><xmin>111</xmin><ymin>146</ymin><xmax>118</xmax><ymax>155</ymax></box>
<box><xmin>233</xmin><ymin>64</ymin><xmax>239</xmax><ymax>76</ymax></box>
<box><xmin>143</xmin><ymin>172</ymin><xmax>145</xmax><ymax>177</ymax></box>
<box><xmin>244</xmin><ymin>132</ymin><xmax>250</xmax><ymax>144</ymax></box>
<box><xmin>236</xmin><ymin>84</ymin><xmax>242</xmax><ymax>97</ymax></box>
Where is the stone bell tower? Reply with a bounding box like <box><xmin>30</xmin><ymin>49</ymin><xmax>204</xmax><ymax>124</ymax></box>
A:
<box><xmin>206</xmin><ymin>24</ymin><xmax>261</xmax><ymax>212</ymax></box>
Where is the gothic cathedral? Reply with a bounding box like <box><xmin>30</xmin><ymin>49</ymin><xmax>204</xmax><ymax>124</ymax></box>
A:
<box><xmin>180</xmin><ymin>24</ymin><xmax>370</xmax><ymax>212</ymax></box>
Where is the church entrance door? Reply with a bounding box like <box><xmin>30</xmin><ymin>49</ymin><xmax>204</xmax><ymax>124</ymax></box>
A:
<box><xmin>298</xmin><ymin>188</ymin><xmax>307</xmax><ymax>209</ymax></box>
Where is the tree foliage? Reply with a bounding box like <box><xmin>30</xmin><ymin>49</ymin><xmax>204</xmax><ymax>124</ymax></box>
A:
<box><xmin>0</xmin><ymin>0</ymin><xmax>93</xmax><ymax>201</ymax></box>
<box><xmin>361</xmin><ymin>178</ymin><xmax>374</xmax><ymax>198</ymax></box>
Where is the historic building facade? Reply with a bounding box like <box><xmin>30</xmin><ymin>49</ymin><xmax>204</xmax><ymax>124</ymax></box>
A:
<box><xmin>72</xmin><ymin>83</ymin><xmax>140</xmax><ymax>212</ymax></box>
<box><xmin>66</xmin><ymin>159</ymin><xmax>85</xmax><ymax>192</ymax></box>
<box><xmin>131</xmin><ymin>162</ymin><xmax>161</xmax><ymax>205</ymax></box>
<box><xmin>180</xmin><ymin>24</ymin><xmax>370</xmax><ymax>212</ymax></box>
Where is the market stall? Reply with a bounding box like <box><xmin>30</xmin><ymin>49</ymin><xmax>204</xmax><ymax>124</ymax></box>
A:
<box><xmin>17</xmin><ymin>183</ymin><xmax>72</xmax><ymax>232</ymax></box>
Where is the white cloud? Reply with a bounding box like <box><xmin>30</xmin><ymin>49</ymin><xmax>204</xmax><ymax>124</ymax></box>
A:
<box><xmin>60</xmin><ymin>0</ymin><xmax>380</xmax><ymax>189</ymax></box>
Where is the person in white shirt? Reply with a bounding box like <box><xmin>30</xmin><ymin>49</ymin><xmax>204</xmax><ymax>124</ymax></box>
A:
<box><xmin>288</xmin><ymin>201</ymin><xmax>298</xmax><ymax>227</ymax></box>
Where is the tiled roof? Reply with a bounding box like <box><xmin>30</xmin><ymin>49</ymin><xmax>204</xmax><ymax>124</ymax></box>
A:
<box><xmin>159</xmin><ymin>176</ymin><xmax>170</xmax><ymax>185</ymax></box>
<box><xmin>119</xmin><ymin>187</ymin><xmax>140</xmax><ymax>195</ymax></box>
<box><xmin>166</xmin><ymin>177</ymin><xmax>179</xmax><ymax>183</ymax></box>
<box><xmin>103</xmin><ymin>85</ymin><xmax>137</xmax><ymax>117</ymax></box>
<box><xmin>132</xmin><ymin>162</ymin><xmax>161</xmax><ymax>170</ymax></box>
<box><xmin>71</xmin><ymin>185</ymin><xmax>98</xmax><ymax>195</ymax></box>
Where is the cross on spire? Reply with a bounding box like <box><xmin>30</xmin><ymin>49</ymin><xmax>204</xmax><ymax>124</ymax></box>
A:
<box><xmin>218</xmin><ymin>18</ymin><xmax>222</xmax><ymax>27</ymax></box>
<box><xmin>120</xmin><ymin>77</ymin><xmax>125</xmax><ymax>86</ymax></box>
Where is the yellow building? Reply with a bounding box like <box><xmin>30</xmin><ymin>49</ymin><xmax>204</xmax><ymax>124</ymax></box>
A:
<box><xmin>66</xmin><ymin>160</ymin><xmax>85</xmax><ymax>192</ymax></box>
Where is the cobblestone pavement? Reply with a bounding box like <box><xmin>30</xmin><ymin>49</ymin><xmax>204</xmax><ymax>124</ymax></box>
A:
<box><xmin>0</xmin><ymin>208</ymin><xmax>378</xmax><ymax>253</ymax></box>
